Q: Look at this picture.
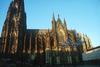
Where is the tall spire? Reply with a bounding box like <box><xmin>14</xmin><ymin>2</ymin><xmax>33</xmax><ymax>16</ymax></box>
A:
<box><xmin>64</xmin><ymin>18</ymin><xmax>68</xmax><ymax>35</ymax></box>
<box><xmin>52</xmin><ymin>12</ymin><xmax>55</xmax><ymax>21</ymax></box>
<box><xmin>64</xmin><ymin>18</ymin><xmax>67</xmax><ymax>28</ymax></box>
<box><xmin>53</xmin><ymin>12</ymin><xmax>55</xmax><ymax>19</ymax></box>
<box><xmin>57</xmin><ymin>14</ymin><xmax>62</xmax><ymax>23</ymax></box>
<box><xmin>52</xmin><ymin>13</ymin><xmax>56</xmax><ymax>32</ymax></box>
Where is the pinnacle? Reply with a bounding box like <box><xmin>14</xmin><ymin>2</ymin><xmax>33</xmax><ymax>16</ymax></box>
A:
<box><xmin>52</xmin><ymin>13</ymin><xmax>55</xmax><ymax>21</ymax></box>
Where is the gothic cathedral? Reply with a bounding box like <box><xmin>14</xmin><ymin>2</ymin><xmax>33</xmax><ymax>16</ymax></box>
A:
<box><xmin>0</xmin><ymin>0</ymin><xmax>92</xmax><ymax>64</ymax></box>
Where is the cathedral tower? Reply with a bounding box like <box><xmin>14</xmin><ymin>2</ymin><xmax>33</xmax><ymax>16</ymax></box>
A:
<box><xmin>52</xmin><ymin>13</ymin><xmax>56</xmax><ymax>33</ymax></box>
<box><xmin>1</xmin><ymin>0</ymin><xmax>26</xmax><ymax>54</ymax></box>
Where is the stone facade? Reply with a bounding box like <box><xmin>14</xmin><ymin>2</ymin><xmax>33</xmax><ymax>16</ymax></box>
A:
<box><xmin>1</xmin><ymin>0</ymin><xmax>26</xmax><ymax>54</ymax></box>
<box><xmin>0</xmin><ymin>0</ymin><xmax>92</xmax><ymax>64</ymax></box>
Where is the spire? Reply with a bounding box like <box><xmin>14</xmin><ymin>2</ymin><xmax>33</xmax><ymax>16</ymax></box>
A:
<box><xmin>57</xmin><ymin>14</ymin><xmax>62</xmax><ymax>23</ymax></box>
<box><xmin>64</xmin><ymin>18</ymin><xmax>68</xmax><ymax>35</ymax></box>
<box><xmin>52</xmin><ymin>13</ymin><xmax>56</xmax><ymax>32</ymax></box>
<box><xmin>52</xmin><ymin>12</ymin><xmax>55</xmax><ymax>21</ymax></box>
<box><xmin>64</xmin><ymin>18</ymin><xmax>67</xmax><ymax>27</ymax></box>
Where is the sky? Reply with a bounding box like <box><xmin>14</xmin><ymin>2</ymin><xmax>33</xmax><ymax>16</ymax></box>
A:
<box><xmin>0</xmin><ymin>0</ymin><xmax>100</xmax><ymax>47</ymax></box>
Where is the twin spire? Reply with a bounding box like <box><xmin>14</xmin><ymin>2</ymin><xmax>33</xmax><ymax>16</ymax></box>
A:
<box><xmin>52</xmin><ymin>13</ymin><xmax>67</xmax><ymax>26</ymax></box>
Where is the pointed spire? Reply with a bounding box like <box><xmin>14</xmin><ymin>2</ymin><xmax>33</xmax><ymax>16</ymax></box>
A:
<box><xmin>64</xmin><ymin>18</ymin><xmax>67</xmax><ymax>26</ymax></box>
<box><xmin>52</xmin><ymin>13</ymin><xmax>56</xmax><ymax>32</ymax></box>
<box><xmin>64</xmin><ymin>18</ymin><xmax>68</xmax><ymax>35</ymax></box>
<box><xmin>52</xmin><ymin>12</ymin><xmax>55</xmax><ymax>21</ymax></box>
<box><xmin>57</xmin><ymin>14</ymin><xmax>62</xmax><ymax>23</ymax></box>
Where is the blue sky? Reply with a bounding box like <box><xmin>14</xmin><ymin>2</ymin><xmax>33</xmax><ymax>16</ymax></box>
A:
<box><xmin>0</xmin><ymin>0</ymin><xmax>100</xmax><ymax>47</ymax></box>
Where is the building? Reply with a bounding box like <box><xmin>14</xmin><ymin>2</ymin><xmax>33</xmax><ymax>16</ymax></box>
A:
<box><xmin>82</xmin><ymin>46</ymin><xmax>100</xmax><ymax>64</ymax></box>
<box><xmin>0</xmin><ymin>0</ymin><xmax>92</xmax><ymax>64</ymax></box>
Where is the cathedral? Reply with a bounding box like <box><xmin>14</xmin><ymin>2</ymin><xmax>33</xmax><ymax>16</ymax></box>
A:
<box><xmin>0</xmin><ymin>0</ymin><xmax>92</xmax><ymax>64</ymax></box>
